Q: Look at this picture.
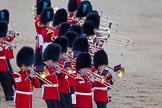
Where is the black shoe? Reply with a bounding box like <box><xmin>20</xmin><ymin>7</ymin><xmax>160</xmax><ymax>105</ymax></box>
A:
<box><xmin>109</xmin><ymin>96</ymin><xmax>112</xmax><ymax>102</ymax></box>
<box><xmin>6</xmin><ymin>96</ymin><xmax>14</xmax><ymax>101</ymax></box>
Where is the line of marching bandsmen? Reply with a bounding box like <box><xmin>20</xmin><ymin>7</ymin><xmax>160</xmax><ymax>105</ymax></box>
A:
<box><xmin>0</xmin><ymin>0</ymin><xmax>119</xmax><ymax>108</ymax></box>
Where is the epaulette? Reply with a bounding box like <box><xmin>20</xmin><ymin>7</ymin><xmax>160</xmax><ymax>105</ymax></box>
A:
<box><xmin>12</xmin><ymin>72</ymin><xmax>21</xmax><ymax>77</ymax></box>
<box><xmin>38</xmin><ymin>22</ymin><xmax>44</xmax><ymax>27</ymax></box>
<box><xmin>75</xmin><ymin>74</ymin><xmax>84</xmax><ymax>80</ymax></box>
<box><xmin>47</xmin><ymin>27</ymin><xmax>53</xmax><ymax>34</ymax></box>
<box><xmin>75</xmin><ymin>76</ymin><xmax>84</xmax><ymax>80</ymax></box>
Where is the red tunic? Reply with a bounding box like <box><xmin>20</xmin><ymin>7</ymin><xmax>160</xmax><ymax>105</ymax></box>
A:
<box><xmin>74</xmin><ymin>74</ymin><xmax>92</xmax><ymax>108</ymax></box>
<box><xmin>12</xmin><ymin>70</ymin><xmax>40</xmax><ymax>108</ymax></box>
<box><xmin>57</xmin><ymin>59</ymin><xmax>70</xmax><ymax>93</ymax></box>
<box><xmin>34</xmin><ymin>18</ymin><xmax>44</xmax><ymax>56</ymax></box>
<box><xmin>68</xmin><ymin>13</ymin><xmax>78</xmax><ymax>25</ymax></box>
<box><xmin>34</xmin><ymin>18</ymin><xmax>44</xmax><ymax>34</ymax></box>
<box><xmin>41</xmin><ymin>27</ymin><xmax>54</xmax><ymax>53</ymax></box>
<box><xmin>0</xmin><ymin>45</ymin><xmax>9</xmax><ymax>72</ymax></box>
<box><xmin>42</xmin><ymin>27</ymin><xmax>54</xmax><ymax>42</ymax></box>
<box><xmin>5</xmin><ymin>36</ymin><xmax>15</xmax><ymax>60</ymax></box>
<box><xmin>93</xmin><ymin>71</ymin><xmax>110</xmax><ymax>103</ymax></box>
<box><xmin>42</xmin><ymin>66</ymin><xmax>60</xmax><ymax>100</ymax></box>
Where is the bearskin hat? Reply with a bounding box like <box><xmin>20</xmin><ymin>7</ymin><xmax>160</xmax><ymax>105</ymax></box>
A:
<box><xmin>53</xmin><ymin>8</ymin><xmax>67</xmax><ymax>27</ymax></box>
<box><xmin>0</xmin><ymin>21</ymin><xmax>8</xmax><ymax>38</ymax></box>
<box><xmin>36</xmin><ymin>0</ymin><xmax>51</xmax><ymax>16</ymax></box>
<box><xmin>43</xmin><ymin>43</ymin><xmax>62</xmax><ymax>62</ymax></box>
<box><xmin>53</xmin><ymin>36</ymin><xmax>69</xmax><ymax>53</ymax></box>
<box><xmin>68</xmin><ymin>0</ymin><xmax>80</xmax><ymax>12</ymax></box>
<box><xmin>64</xmin><ymin>31</ymin><xmax>78</xmax><ymax>48</ymax></box>
<box><xmin>36</xmin><ymin>0</ymin><xmax>48</xmax><ymax>6</ymax></box>
<box><xmin>40</xmin><ymin>7</ymin><xmax>54</xmax><ymax>25</ymax></box>
<box><xmin>76</xmin><ymin>52</ymin><xmax>91</xmax><ymax>70</ymax></box>
<box><xmin>85</xmin><ymin>13</ymin><xmax>100</xmax><ymax>29</ymax></box>
<box><xmin>75</xmin><ymin>2</ymin><xmax>91</xmax><ymax>18</ymax></box>
<box><xmin>82</xmin><ymin>21</ymin><xmax>95</xmax><ymax>36</ymax></box>
<box><xmin>93</xmin><ymin>49</ymin><xmax>108</xmax><ymax>69</ymax></box>
<box><xmin>0</xmin><ymin>9</ymin><xmax>9</xmax><ymax>24</ymax></box>
<box><xmin>16</xmin><ymin>46</ymin><xmax>34</xmax><ymax>67</ymax></box>
<box><xmin>79</xmin><ymin>0</ymin><xmax>92</xmax><ymax>11</ymax></box>
<box><xmin>58</xmin><ymin>22</ymin><xmax>71</xmax><ymax>36</ymax></box>
<box><xmin>72</xmin><ymin>37</ymin><xmax>89</xmax><ymax>52</ymax></box>
<box><xmin>68</xmin><ymin>24</ymin><xmax>83</xmax><ymax>37</ymax></box>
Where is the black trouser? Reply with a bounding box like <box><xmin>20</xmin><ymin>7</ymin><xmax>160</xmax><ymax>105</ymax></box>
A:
<box><xmin>70</xmin><ymin>86</ymin><xmax>75</xmax><ymax>108</ymax></box>
<box><xmin>6</xmin><ymin>60</ymin><xmax>13</xmax><ymax>73</ymax></box>
<box><xmin>0</xmin><ymin>71</ymin><xmax>14</xmax><ymax>99</ymax></box>
<box><xmin>96</xmin><ymin>102</ymin><xmax>107</xmax><ymax>108</ymax></box>
<box><xmin>6</xmin><ymin>60</ymin><xmax>15</xmax><ymax>88</ymax></box>
<box><xmin>60</xmin><ymin>93</ymin><xmax>72</xmax><ymax>108</ymax></box>
<box><xmin>45</xmin><ymin>100</ymin><xmax>60</xmax><ymax>108</ymax></box>
<box><xmin>70</xmin><ymin>86</ymin><xmax>75</xmax><ymax>95</ymax></box>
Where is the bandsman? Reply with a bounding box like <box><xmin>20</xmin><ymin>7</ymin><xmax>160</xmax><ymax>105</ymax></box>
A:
<box><xmin>74</xmin><ymin>52</ymin><xmax>94</xmax><ymax>108</ymax></box>
<box><xmin>42</xmin><ymin>43</ymin><xmax>62</xmax><ymax>108</ymax></box>
<box><xmin>0</xmin><ymin>21</ymin><xmax>14</xmax><ymax>101</ymax></box>
<box><xmin>12</xmin><ymin>46</ymin><xmax>40</xmax><ymax>108</ymax></box>
<box><xmin>93</xmin><ymin>49</ymin><xmax>114</xmax><ymax>108</ymax></box>
<box><xmin>34</xmin><ymin>0</ymin><xmax>51</xmax><ymax>66</ymax></box>
<box><xmin>53</xmin><ymin>36</ymin><xmax>72</xmax><ymax>108</ymax></box>
<box><xmin>40</xmin><ymin>7</ymin><xmax>54</xmax><ymax>53</ymax></box>
<box><xmin>67</xmin><ymin>0</ymin><xmax>80</xmax><ymax>25</ymax></box>
<box><xmin>53</xmin><ymin>8</ymin><xmax>68</xmax><ymax>37</ymax></box>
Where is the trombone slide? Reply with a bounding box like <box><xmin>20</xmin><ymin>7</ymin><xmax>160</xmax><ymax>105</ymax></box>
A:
<box><xmin>31</xmin><ymin>69</ymin><xmax>53</xmax><ymax>85</ymax></box>
<box><xmin>111</xmin><ymin>33</ymin><xmax>135</xmax><ymax>45</ymax></box>
<box><xmin>115</xmin><ymin>76</ymin><xmax>139</xmax><ymax>90</ymax></box>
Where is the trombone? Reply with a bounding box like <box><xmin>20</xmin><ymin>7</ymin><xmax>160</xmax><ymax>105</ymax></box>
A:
<box><xmin>107</xmin><ymin>65</ymin><xmax>139</xmax><ymax>89</ymax></box>
<box><xmin>55</xmin><ymin>62</ymin><xmax>76</xmax><ymax>79</ymax></box>
<box><xmin>30</xmin><ymin>67</ymin><xmax>53</xmax><ymax>85</ymax></box>
<box><xmin>87</xmin><ymin>71</ymin><xmax>119</xmax><ymax>92</ymax></box>
<box><xmin>0</xmin><ymin>40</ymin><xmax>17</xmax><ymax>49</ymax></box>
<box><xmin>111</xmin><ymin>33</ymin><xmax>135</xmax><ymax>45</ymax></box>
<box><xmin>99</xmin><ymin>10</ymin><xmax>119</xmax><ymax>27</ymax></box>
<box><xmin>8</xmin><ymin>28</ymin><xmax>20</xmax><ymax>38</ymax></box>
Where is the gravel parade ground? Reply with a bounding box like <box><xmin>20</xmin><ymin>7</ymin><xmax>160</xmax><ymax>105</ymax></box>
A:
<box><xmin>0</xmin><ymin>0</ymin><xmax>162</xmax><ymax>108</ymax></box>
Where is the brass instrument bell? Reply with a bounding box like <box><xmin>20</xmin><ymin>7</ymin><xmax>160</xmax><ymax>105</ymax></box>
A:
<box><xmin>39</xmin><ymin>69</ymin><xmax>50</xmax><ymax>79</ymax></box>
<box><xmin>117</xmin><ymin>67</ymin><xmax>125</xmax><ymax>78</ymax></box>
